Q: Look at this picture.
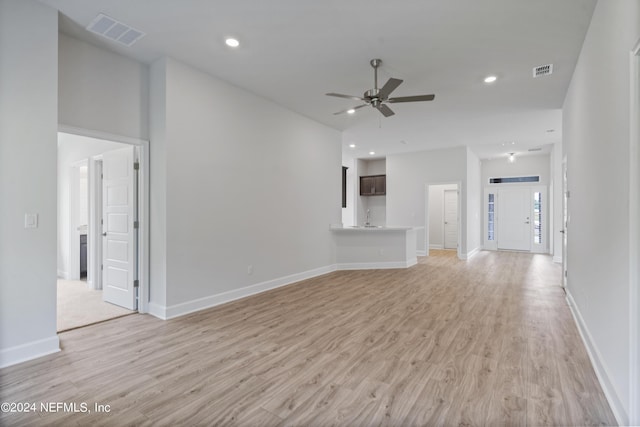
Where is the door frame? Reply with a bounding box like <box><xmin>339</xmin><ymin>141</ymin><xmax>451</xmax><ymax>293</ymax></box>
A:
<box><xmin>59</xmin><ymin>126</ymin><xmax>150</xmax><ymax>314</ymax></box>
<box><xmin>483</xmin><ymin>185</ymin><xmax>548</xmax><ymax>253</ymax></box>
<box><xmin>628</xmin><ymin>37</ymin><xmax>640</xmax><ymax>425</ymax></box>
<box><xmin>562</xmin><ymin>157</ymin><xmax>568</xmax><ymax>289</ymax></box>
<box><xmin>68</xmin><ymin>158</ymin><xmax>88</xmax><ymax>281</ymax></box>
<box><xmin>425</xmin><ymin>181</ymin><xmax>462</xmax><ymax>259</ymax></box>
<box><xmin>89</xmin><ymin>157</ymin><xmax>103</xmax><ymax>290</ymax></box>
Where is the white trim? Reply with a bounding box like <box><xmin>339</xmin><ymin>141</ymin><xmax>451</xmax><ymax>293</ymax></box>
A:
<box><xmin>149</xmin><ymin>265</ymin><xmax>338</xmax><ymax>320</ymax></box>
<box><xmin>416</xmin><ymin>250</ymin><xmax>427</xmax><ymax>256</ymax></box>
<box><xmin>0</xmin><ymin>336</ymin><xmax>60</xmax><ymax>368</ymax></box>
<box><xmin>88</xmin><ymin>158</ymin><xmax>103</xmax><ymax>290</ymax></box>
<box><xmin>68</xmin><ymin>159</ymin><xmax>88</xmax><ymax>281</ymax></box>
<box><xmin>59</xmin><ymin>125</ymin><xmax>147</xmax><ymax>146</ymax></box>
<box><xmin>337</xmin><ymin>259</ymin><xmax>417</xmax><ymax>270</ymax></box>
<box><xmin>552</xmin><ymin>255</ymin><xmax>562</xmax><ymax>264</ymax></box>
<box><xmin>429</xmin><ymin>244</ymin><xmax>443</xmax><ymax>250</ymax></box>
<box><xmin>565</xmin><ymin>291</ymin><xmax>628</xmax><ymax>426</ymax></box>
<box><xmin>58</xmin><ymin>126</ymin><xmax>150</xmax><ymax>315</ymax></box>
<box><xmin>57</xmin><ymin>269</ymin><xmax>67</xmax><ymax>279</ymax></box>
<box><xmin>628</xmin><ymin>38</ymin><xmax>640</xmax><ymax>425</ymax></box>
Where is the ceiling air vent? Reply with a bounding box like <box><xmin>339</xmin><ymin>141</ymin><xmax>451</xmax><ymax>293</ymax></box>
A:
<box><xmin>533</xmin><ymin>64</ymin><xmax>553</xmax><ymax>78</ymax></box>
<box><xmin>86</xmin><ymin>13</ymin><xmax>145</xmax><ymax>47</ymax></box>
<box><xmin>528</xmin><ymin>147</ymin><xmax>542</xmax><ymax>152</ymax></box>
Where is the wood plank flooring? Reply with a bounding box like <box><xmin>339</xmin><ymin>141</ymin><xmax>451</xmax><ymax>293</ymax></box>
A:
<box><xmin>0</xmin><ymin>250</ymin><xmax>617</xmax><ymax>426</ymax></box>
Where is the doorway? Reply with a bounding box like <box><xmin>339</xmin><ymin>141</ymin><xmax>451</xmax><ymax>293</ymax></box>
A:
<box><xmin>426</xmin><ymin>183</ymin><xmax>460</xmax><ymax>257</ymax></box>
<box><xmin>444</xmin><ymin>189</ymin><xmax>458</xmax><ymax>249</ymax></box>
<box><xmin>484</xmin><ymin>186</ymin><xmax>547</xmax><ymax>253</ymax></box>
<box><xmin>57</xmin><ymin>130</ymin><xmax>148</xmax><ymax>331</ymax></box>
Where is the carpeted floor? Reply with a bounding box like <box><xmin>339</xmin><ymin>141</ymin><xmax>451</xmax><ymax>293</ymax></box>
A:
<box><xmin>57</xmin><ymin>279</ymin><xmax>135</xmax><ymax>332</ymax></box>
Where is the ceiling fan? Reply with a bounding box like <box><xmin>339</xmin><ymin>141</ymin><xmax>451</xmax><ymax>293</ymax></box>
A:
<box><xmin>326</xmin><ymin>59</ymin><xmax>435</xmax><ymax>117</ymax></box>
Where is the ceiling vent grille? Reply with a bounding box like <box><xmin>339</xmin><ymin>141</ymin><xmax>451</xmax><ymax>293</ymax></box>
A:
<box><xmin>528</xmin><ymin>147</ymin><xmax>542</xmax><ymax>152</ymax></box>
<box><xmin>86</xmin><ymin>13</ymin><xmax>145</xmax><ymax>47</ymax></box>
<box><xmin>533</xmin><ymin>64</ymin><xmax>553</xmax><ymax>78</ymax></box>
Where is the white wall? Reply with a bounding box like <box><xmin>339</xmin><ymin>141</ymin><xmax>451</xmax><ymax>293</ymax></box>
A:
<box><xmin>563</xmin><ymin>0</ymin><xmax>640</xmax><ymax>423</ymax></box>
<box><xmin>57</xmin><ymin>133</ymin><xmax>124</xmax><ymax>278</ymax></box>
<box><xmin>150</xmin><ymin>57</ymin><xmax>341</xmax><ymax>312</ymax></box>
<box><xmin>466</xmin><ymin>148</ymin><xmax>481</xmax><ymax>255</ymax></box>
<box><xmin>386</xmin><ymin>147</ymin><xmax>467</xmax><ymax>255</ymax></box>
<box><xmin>149</xmin><ymin>58</ymin><xmax>168</xmax><ymax>308</ymax></box>
<box><xmin>428</xmin><ymin>184</ymin><xmax>458</xmax><ymax>248</ymax></box>
<box><xmin>551</xmin><ymin>142</ymin><xmax>563</xmax><ymax>262</ymax></box>
<box><xmin>481</xmin><ymin>154</ymin><xmax>551</xmax><ymax>252</ymax></box>
<box><xmin>481</xmin><ymin>154</ymin><xmax>550</xmax><ymax>186</ymax></box>
<box><xmin>59</xmin><ymin>34</ymin><xmax>149</xmax><ymax>141</ymax></box>
<box><xmin>0</xmin><ymin>0</ymin><xmax>59</xmax><ymax>367</ymax></box>
<box><xmin>341</xmin><ymin>156</ymin><xmax>355</xmax><ymax>226</ymax></box>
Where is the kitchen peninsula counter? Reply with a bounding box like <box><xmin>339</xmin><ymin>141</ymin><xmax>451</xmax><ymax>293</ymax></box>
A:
<box><xmin>330</xmin><ymin>225</ymin><xmax>419</xmax><ymax>269</ymax></box>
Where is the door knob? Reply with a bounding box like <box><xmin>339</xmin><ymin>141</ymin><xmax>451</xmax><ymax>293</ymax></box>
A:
<box><xmin>525</xmin><ymin>221</ymin><xmax>530</xmax><ymax>224</ymax></box>
<box><xmin>102</xmin><ymin>232</ymin><xmax>107</xmax><ymax>236</ymax></box>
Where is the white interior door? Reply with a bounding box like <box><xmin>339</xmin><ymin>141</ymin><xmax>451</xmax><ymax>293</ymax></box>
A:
<box><xmin>102</xmin><ymin>146</ymin><xmax>137</xmax><ymax>310</ymax></box>
<box><xmin>444</xmin><ymin>189</ymin><xmax>458</xmax><ymax>249</ymax></box>
<box><xmin>498</xmin><ymin>188</ymin><xmax>531</xmax><ymax>251</ymax></box>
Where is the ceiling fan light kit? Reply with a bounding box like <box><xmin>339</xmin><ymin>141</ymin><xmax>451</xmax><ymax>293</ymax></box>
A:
<box><xmin>326</xmin><ymin>59</ymin><xmax>435</xmax><ymax>117</ymax></box>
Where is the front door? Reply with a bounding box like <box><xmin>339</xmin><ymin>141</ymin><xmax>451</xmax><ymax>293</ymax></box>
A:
<box><xmin>498</xmin><ymin>188</ymin><xmax>531</xmax><ymax>251</ymax></box>
<box><xmin>444</xmin><ymin>189</ymin><xmax>458</xmax><ymax>249</ymax></box>
<box><xmin>102</xmin><ymin>146</ymin><xmax>137</xmax><ymax>310</ymax></box>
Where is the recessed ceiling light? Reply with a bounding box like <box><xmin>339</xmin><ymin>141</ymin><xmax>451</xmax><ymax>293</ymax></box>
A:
<box><xmin>369</xmin><ymin>151</ymin><xmax>375</xmax><ymax>155</ymax></box>
<box><xmin>225</xmin><ymin>37</ymin><xmax>240</xmax><ymax>48</ymax></box>
<box><xmin>349</xmin><ymin>144</ymin><xmax>356</xmax><ymax>148</ymax></box>
<box><xmin>484</xmin><ymin>75</ymin><xmax>497</xmax><ymax>83</ymax></box>
<box><xmin>346</xmin><ymin>109</ymin><xmax>356</xmax><ymax>115</ymax></box>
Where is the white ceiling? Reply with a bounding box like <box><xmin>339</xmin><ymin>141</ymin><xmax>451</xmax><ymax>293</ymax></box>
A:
<box><xmin>41</xmin><ymin>0</ymin><xmax>597</xmax><ymax>159</ymax></box>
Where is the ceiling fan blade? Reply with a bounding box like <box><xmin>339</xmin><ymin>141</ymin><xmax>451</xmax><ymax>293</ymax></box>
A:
<box><xmin>326</xmin><ymin>92</ymin><xmax>366</xmax><ymax>101</ymax></box>
<box><xmin>378</xmin><ymin>78</ymin><xmax>403</xmax><ymax>99</ymax></box>
<box><xmin>333</xmin><ymin>104</ymin><xmax>368</xmax><ymax>115</ymax></box>
<box><xmin>388</xmin><ymin>94</ymin><xmax>435</xmax><ymax>103</ymax></box>
<box><xmin>376</xmin><ymin>104</ymin><xmax>395</xmax><ymax>117</ymax></box>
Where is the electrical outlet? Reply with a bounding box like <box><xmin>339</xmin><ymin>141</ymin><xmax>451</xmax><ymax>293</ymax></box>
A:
<box><xmin>24</xmin><ymin>213</ymin><xmax>38</xmax><ymax>229</ymax></box>
<box><xmin>247</xmin><ymin>265</ymin><xmax>253</xmax><ymax>275</ymax></box>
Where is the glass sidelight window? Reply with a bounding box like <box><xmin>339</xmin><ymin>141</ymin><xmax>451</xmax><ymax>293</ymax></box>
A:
<box><xmin>487</xmin><ymin>193</ymin><xmax>495</xmax><ymax>241</ymax></box>
<box><xmin>534</xmin><ymin>191</ymin><xmax>542</xmax><ymax>244</ymax></box>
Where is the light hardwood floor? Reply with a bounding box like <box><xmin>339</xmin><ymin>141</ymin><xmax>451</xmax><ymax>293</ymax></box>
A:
<box><xmin>0</xmin><ymin>250</ymin><xmax>616</xmax><ymax>426</ymax></box>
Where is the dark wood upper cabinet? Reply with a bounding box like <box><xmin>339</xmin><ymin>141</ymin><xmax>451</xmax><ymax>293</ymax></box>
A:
<box><xmin>360</xmin><ymin>174</ymin><xmax>386</xmax><ymax>196</ymax></box>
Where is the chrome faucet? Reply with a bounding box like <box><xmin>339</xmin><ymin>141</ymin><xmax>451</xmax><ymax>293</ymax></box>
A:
<box><xmin>365</xmin><ymin>209</ymin><xmax>371</xmax><ymax>226</ymax></box>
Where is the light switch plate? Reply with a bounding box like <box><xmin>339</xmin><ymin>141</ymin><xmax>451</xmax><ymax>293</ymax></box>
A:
<box><xmin>24</xmin><ymin>213</ymin><xmax>38</xmax><ymax>229</ymax></box>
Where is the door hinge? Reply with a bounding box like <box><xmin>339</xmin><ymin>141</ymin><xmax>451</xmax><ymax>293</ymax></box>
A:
<box><xmin>134</xmin><ymin>162</ymin><xmax>140</xmax><ymax>171</ymax></box>
<box><xmin>101</xmin><ymin>264</ymin><xmax>103</xmax><ymax>271</ymax></box>
<box><xmin>101</xmin><ymin>219</ymin><xmax>103</xmax><ymax>225</ymax></box>
<box><xmin>133</xmin><ymin>279</ymin><xmax>139</xmax><ymax>288</ymax></box>
<box><xmin>133</xmin><ymin>220</ymin><xmax>139</xmax><ymax>229</ymax></box>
